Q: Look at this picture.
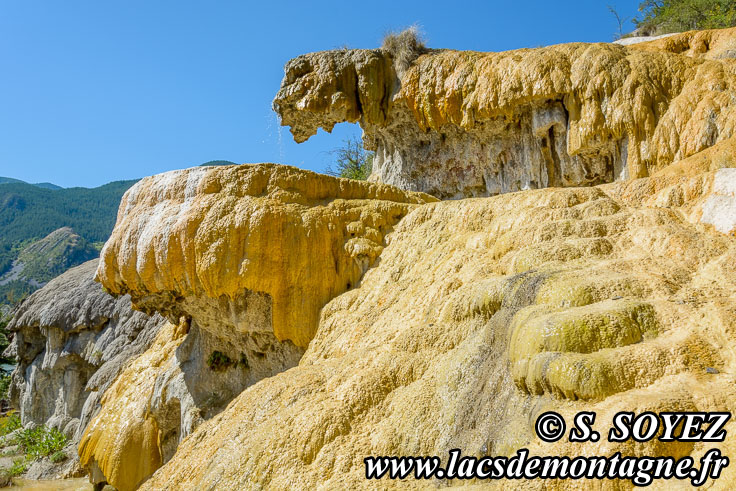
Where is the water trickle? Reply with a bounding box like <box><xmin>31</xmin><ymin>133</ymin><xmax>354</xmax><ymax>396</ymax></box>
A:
<box><xmin>265</xmin><ymin>110</ymin><xmax>286</xmax><ymax>164</ymax></box>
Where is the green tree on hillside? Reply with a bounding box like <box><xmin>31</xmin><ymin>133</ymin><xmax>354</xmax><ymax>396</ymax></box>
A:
<box><xmin>635</xmin><ymin>0</ymin><xmax>736</xmax><ymax>33</ymax></box>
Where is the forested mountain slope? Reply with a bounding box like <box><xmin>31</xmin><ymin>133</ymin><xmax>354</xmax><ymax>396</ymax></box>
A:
<box><xmin>0</xmin><ymin>179</ymin><xmax>137</xmax><ymax>305</ymax></box>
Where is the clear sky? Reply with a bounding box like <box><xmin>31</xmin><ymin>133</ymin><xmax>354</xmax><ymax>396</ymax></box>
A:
<box><xmin>0</xmin><ymin>1</ymin><xmax>641</xmax><ymax>188</ymax></box>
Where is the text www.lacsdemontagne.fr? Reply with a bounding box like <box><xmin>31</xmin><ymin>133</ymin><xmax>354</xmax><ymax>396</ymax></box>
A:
<box><xmin>364</xmin><ymin>448</ymin><xmax>728</xmax><ymax>486</ymax></box>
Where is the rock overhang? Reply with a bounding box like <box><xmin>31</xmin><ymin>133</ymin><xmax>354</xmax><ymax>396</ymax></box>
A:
<box><xmin>274</xmin><ymin>27</ymin><xmax>736</xmax><ymax>199</ymax></box>
<box><xmin>96</xmin><ymin>163</ymin><xmax>435</xmax><ymax>349</ymax></box>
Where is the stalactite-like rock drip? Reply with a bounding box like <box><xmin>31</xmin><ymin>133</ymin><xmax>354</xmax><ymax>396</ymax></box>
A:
<box><xmin>274</xmin><ymin>27</ymin><xmax>736</xmax><ymax>198</ymax></box>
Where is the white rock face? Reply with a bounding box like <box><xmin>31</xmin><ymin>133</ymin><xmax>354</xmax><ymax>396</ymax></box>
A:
<box><xmin>6</xmin><ymin>260</ymin><xmax>165</xmax><ymax>444</ymax></box>
<box><xmin>701</xmin><ymin>168</ymin><xmax>736</xmax><ymax>234</ymax></box>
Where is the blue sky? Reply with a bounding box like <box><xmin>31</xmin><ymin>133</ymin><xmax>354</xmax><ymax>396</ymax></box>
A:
<box><xmin>0</xmin><ymin>1</ymin><xmax>641</xmax><ymax>188</ymax></box>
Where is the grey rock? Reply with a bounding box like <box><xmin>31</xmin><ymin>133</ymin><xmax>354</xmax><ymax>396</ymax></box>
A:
<box><xmin>11</xmin><ymin>258</ymin><xmax>303</xmax><ymax>487</ymax></box>
<box><xmin>121</xmin><ymin>289</ymin><xmax>302</xmax><ymax>467</ymax></box>
<box><xmin>147</xmin><ymin>321</ymin><xmax>302</xmax><ymax>463</ymax></box>
<box><xmin>24</xmin><ymin>442</ymin><xmax>85</xmax><ymax>480</ymax></box>
<box><xmin>78</xmin><ymin>284</ymin><xmax>303</xmax><ymax>485</ymax></box>
<box><xmin>5</xmin><ymin>259</ymin><xmax>166</xmax><ymax>472</ymax></box>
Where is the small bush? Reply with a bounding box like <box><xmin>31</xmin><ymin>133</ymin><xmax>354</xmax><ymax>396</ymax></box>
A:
<box><xmin>0</xmin><ymin>413</ymin><xmax>21</xmax><ymax>437</ymax></box>
<box><xmin>15</xmin><ymin>425</ymin><xmax>68</xmax><ymax>459</ymax></box>
<box><xmin>7</xmin><ymin>458</ymin><xmax>26</xmax><ymax>477</ymax></box>
<box><xmin>50</xmin><ymin>450</ymin><xmax>67</xmax><ymax>463</ymax></box>
<box><xmin>326</xmin><ymin>136</ymin><xmax>373</xmax><ymax>181</ymax></box>
<box><xmin>381</xmin><ymin>26</ymin><xmax>428</xmax><ymax>76</ymax></box>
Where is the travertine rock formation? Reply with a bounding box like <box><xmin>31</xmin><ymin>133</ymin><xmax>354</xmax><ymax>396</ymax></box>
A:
<box><xmin>19</xmin><ymin>28</ymin><xmax>736</xmax><ymax>490</ymax></box>
<box><xmin>140</xmin><ymin>161</ymin><xmax>736</xmax><ymax>489</ymax></box>
<box><xmin>636</xmin><ymin>27</ymin><xmax>736</xmax><ymax>60</ymax></box>
<box><xmin>274</xmin><ymin>27</ymin><xmax>736</xmax><ymax>198</ymax></box>
<box><xmin>73</xmin><ymin>156</ymin><xmax>736</xmax><ymax>489</ymax></box>
<box><xmin>78</xmin><ymin>320</ymin><xmax>186</xmax><ymax>489</ymax></box>
<box><xmin>5</xmin><ymin>260</ymin><xmax>165</xmax><ymax>472</ymax></box>
<box><xmin>79</xmin><ymin>163</ymin><xmax>434</xmax><ymax>490</ymax></box>
<box><xmin>605</xmin><ymin>136</ymin><xmax>736</xmax><ymax>237</ymax></box>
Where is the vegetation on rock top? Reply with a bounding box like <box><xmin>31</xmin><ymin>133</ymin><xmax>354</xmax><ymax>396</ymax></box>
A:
<box><xmin>381</xmin><ymin>25</ymin><xmax>429</xmax><ymax>76</ymax></box>
<box><xmin>635</xmin><ymin>0</ymin><xmax>736</xmax><ymax>34</ymax></box>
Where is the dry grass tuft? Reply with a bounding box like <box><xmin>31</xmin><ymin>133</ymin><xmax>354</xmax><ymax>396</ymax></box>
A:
<box><xmin>381</xmin><ymin>26</ymin><xmax>428</xmax><ymax>76</ymax></box>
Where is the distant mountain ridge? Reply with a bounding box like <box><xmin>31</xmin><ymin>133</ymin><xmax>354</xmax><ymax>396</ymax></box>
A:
<box><xmin>0</xmin><ymin>176</ymin><xmax>63</xmax><ymax>190</ymax></box>
<box><xmin>0</xmin><ymin>227</ymin><xmax>98</xmax><ymax>299</ymax></box>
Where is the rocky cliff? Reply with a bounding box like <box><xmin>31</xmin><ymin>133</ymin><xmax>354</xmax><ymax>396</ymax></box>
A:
<box><xmin>274</xmin><ymin>28</ymin><xmax>736</xmax><ymax>199</ymax></box>
<box><xmin>0</xmin><ymin>227</ymin><xmax>99</xmax><ymax>303</ymax></box>
<box><xmin>74</xmin><ymin>155</ymin><xmax>734</xmax><ymax>489</ymax></box>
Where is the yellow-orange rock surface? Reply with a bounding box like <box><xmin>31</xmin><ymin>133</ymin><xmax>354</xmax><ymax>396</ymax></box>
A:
<box><xmin>139</xmin><ymin>165</ymin><xmax>735</xmax><ymax>489</ymax></box>
<box><xmin>80</xmin><ymin>163</ymin><xmax>434</xmax><ymax>490</ymax></box>
<box><xmin>97</xmin><ymin>163</ymin><xmax>433</xmax><ymax>348</ymax></box>
<box><xmin>78</xmin><ymin>321</ymin><xmax>187</xmax><ymax>491</ymax></box>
